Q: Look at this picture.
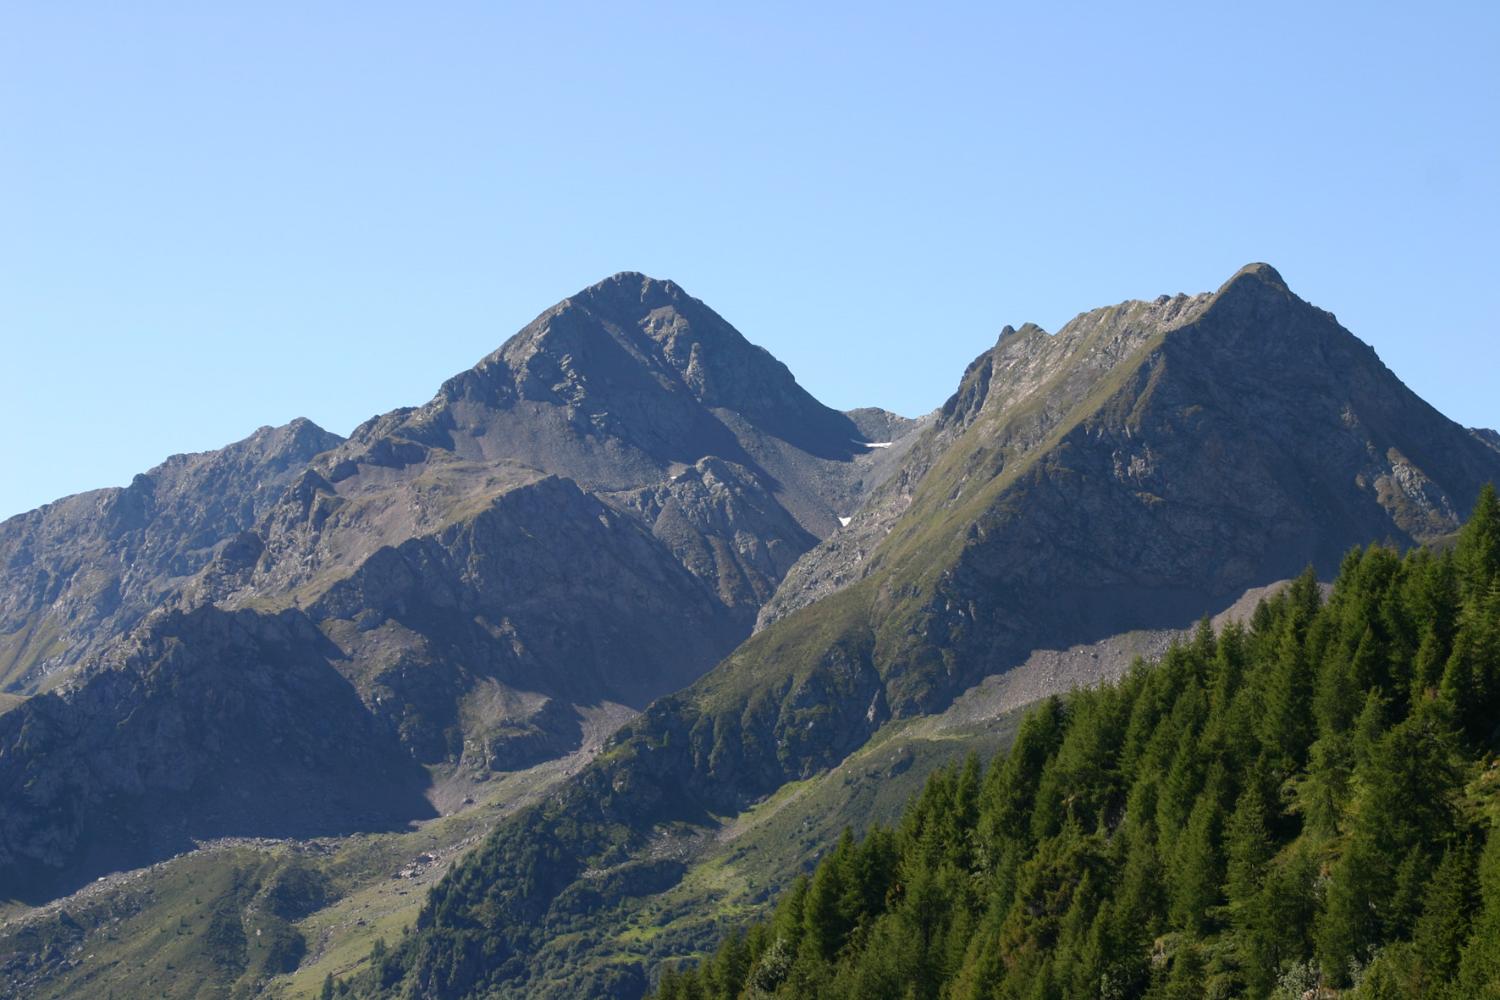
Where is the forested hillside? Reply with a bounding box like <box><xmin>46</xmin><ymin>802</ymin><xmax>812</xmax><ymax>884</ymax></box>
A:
<box><xmin>654</xmin><ymin>486</ymin><xmax>1500</xmax><ymax>999</ymax></box>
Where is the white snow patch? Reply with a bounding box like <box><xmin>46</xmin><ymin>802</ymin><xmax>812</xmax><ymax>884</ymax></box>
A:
<box><xmin>838</xmin><ymin>516</ymin><xmax>852</xmax><ymax>527</ymax></box>
<box><xmin>860</xmin><ymin>441</ymin><xmax>893</xmax><ymax>449</ymax></box>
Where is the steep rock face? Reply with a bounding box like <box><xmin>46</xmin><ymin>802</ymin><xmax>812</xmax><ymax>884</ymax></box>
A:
<box><xmin>845</xmin><ymin>406</ymin><xmax>918</xmax><ymax>444</ymax></box>
<box><xmin>327</xmin><ymin>273</ymin><xmax>871</xmax><ymax>535</ymax></box>
<box><xmin>605</xmin><ymin>457</ymin><xmax>815</xmax><ymax>612</ymax></box>
<box><xmin>296</xmin><ymin>475</ymin><xmax>751</xmax><ymax>766</ymax></box>
<box><xmin>375</xmin><ymin>264</ymin><xmax>1500</xmax><ymax>1000</ymax></box>
<box><xmin>0</xmin><ymin>420</ymin><xmax>343</xmax><ymax>693</ymax></box>
<box><xmin>756</xmin><ymin>297</ymin><xmax>1213</xmax><ymax>630</ymax></box>
<box><xmin>0</xmin><ymin>472</ymin><xmax>763</xmax><ymax>900</ymax></box>
<box><xmin>0</xmin><ymin>604</ymin><xmax>432</xmax><ymax>901</ymax></box>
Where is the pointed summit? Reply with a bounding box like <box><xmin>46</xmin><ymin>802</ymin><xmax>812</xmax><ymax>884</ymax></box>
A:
<box><xmin>489</xmin><ymin>271</ymin><xmax>760</xmax><ymax>382</ymax></box>
<box><xmin>322</xmin><ymin>272</ymin><xmax>881</xmax><ymax>546</ymax></box>
<box><xmin>1201</xmin><ymin>261</ymin><xmax>1299</xmax><ymax>321</ymax></box>
<box><xmin>569</xmin><ymin>271</ymin><xmax>687</xmax><ymax>312</ymax></box>
<box><xmin>1223</xmin><ymin>261</ymin><xmax>1288</xmax><ymax>290</ymax></box>
<box><xmin>421</xmin><ymin>272</ymin><xmax>864</xmax><ymax>469</ymax></box>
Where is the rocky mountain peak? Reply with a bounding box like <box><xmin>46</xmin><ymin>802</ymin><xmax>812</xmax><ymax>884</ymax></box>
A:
<box><xmin>1222</xmin><ymin>260</ymin><xmax>1288</xmax><ymax>290</ymax></box>
<box><xmin>569</xmin><ymin>270</ymin><xmax>687</xmax><ymax>311</ymax></box>
<box><xmin>260</xmin><ymin>415</ymin><xmax>342</xmax><ymax>455</ymax></box>
<box><xmin>351</xmin><ymin>273</ymin><xmax>868</xmax><ymax>485</ymax></box>
<box><xmin>1193</xmin><ymin>259</ymin><xmax>1306</xmax><ymax>330</ymax></box>
<box><xmin>499</xmin><ymin>272</ymin><xmax>813</xmax><ymax>423</ymax></box>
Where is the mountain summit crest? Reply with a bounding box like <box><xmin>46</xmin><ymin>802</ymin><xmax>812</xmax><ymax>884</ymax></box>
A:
<box><xmin>1224</xmin><ymin>260</ymin><xmax>1288</xmax><ymax>288</ymax></box>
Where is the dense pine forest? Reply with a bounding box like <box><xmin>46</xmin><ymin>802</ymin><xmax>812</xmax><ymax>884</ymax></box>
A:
<box><xmin>653</xmin><ymin>486</ymin><xmax>1500</xmax><ymax>1000</ymax></box>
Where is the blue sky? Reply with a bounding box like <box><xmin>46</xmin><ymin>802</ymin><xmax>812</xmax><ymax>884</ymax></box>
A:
<box><xmin>3</xmin><ymin>3</ymin><xmax>1496</xmax><ymax>519</ymax></box>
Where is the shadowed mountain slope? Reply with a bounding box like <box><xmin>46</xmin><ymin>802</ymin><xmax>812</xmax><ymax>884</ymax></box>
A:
<box><xmin>0</xmin><ymin>604</ymin><xmax>433</xmax><ymax>902</ymax></box>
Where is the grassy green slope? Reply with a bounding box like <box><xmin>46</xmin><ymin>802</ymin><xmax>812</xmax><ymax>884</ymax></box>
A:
<box><xmin>502</xmin><ymin>709</ymin><xmax>1026</xmax><ymax>998</ymax></box>
<box><xmin>654</xmin><ymin>492</ymin><xmax>1500</xmax><ymax>999</ymax></box>
<box><xmin>0</xmin><ymin>613</ymin><xmax>66</xmax><ymax>692</ymax></box>
<box><xmin>698</xmin><ymin>304</ymin><xmax>1180</xmax><ymax>720</ymax></box>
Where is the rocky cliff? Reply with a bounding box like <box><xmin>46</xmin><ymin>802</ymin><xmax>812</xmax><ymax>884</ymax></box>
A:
<box><xmin>0</xmin><ymin>604</ymin><xmax>432</xmax><ymax>901</ymax></box>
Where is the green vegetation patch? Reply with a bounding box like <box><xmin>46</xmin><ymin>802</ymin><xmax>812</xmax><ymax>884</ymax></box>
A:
<box><xmin>0</xmin><ymin>613</ymin><xmax>66</xmax><ymax>692</ymax></box>
<box><xmin>655</xmin><ymin>486</ymin><xmax>1500</xmax><ymax>1000</ymax></box>
<box><xmin>0</xmin><ymin>848</ymin><xmax>317</xmax><ymax>1000</ymax></box>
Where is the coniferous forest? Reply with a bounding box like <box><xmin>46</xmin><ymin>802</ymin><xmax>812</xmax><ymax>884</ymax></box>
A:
<box><xmin>653</xmin><ymin>486</ymin><xmax>1500</xmax><ymax>1000</ymax></box>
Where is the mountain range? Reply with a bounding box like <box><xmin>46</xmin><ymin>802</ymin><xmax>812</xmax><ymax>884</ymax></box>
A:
<box><xmin>0</xmin><ymin>264</ymin><xmax>1495</xmax><ymax>999</ymax></box>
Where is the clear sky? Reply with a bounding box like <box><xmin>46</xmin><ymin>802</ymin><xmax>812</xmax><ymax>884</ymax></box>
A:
<box><xmin>3</xmin><ymin>3</ymin><xmax>1497</xmax><ymax>520</ymax></box>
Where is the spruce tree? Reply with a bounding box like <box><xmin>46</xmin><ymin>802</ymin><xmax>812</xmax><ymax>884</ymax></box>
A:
<box><xmin>1299</xmin><ymin>732</ymin><xmax>1352</xmax><ymax>838</ymax></box>
<box><xmin>1257</xmin><ymin>621</ymin><xmax>1316</xmax><ymax>770</ymax></box>
<box><xmin>1169</xmin><ymin>792</ymin><xmax>1223</xmax><ymax>936</ymax></box>
<box><xmin>1459</xmin><ymin>826</ymin><xmax>1500</xmax><ymax>998</ymax></box>
<box><xmin>1162</xmin><ymin>942</ymin><xmax>1204</xmax><ymax>1000</ymax></box>
<box><xmin>1224</xmin><ymin>775</ymin><xmax>1277</xmax><ymax>996</ymax></box>
<box><xmin>1459</xmin><ymin>483</ymin><xmax>1500</xmax><ymax>597</ymax></box>
<box><xmin>1411</xmin><ymin>843</ymin><xmax>1478</xmax><ymax>990</ymax></box>
<box><xmin>1441</xmin><ymin>582</ymin><xmax>1500</xmax><ymax>747</ymax></box>
<box><xmin>803</xmin><ymin>831</ymin><xmax>855</xmax><ymax>962</ymax></box>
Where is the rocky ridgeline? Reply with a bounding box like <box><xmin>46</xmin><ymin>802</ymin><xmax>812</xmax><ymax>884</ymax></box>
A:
<box><xmin>0</xmin><ymin>273</ymin><xmax>909</xmax><ymax>901</ymax></box>
<box><xmin>0</xmin><ymin>418</ymin><xmax>343</xmax><ymax>691</ymax></box>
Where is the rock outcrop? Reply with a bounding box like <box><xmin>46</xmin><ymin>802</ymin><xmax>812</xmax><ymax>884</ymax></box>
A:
<box><xmin>0</xmin><ymin>604</ymin><xmax>433</xmax><ymax>901</ymax></box>
<box><xmin>0</xmin><ymin>419</ymin><xmax>343</xmax><ymax>691</ymax></box>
